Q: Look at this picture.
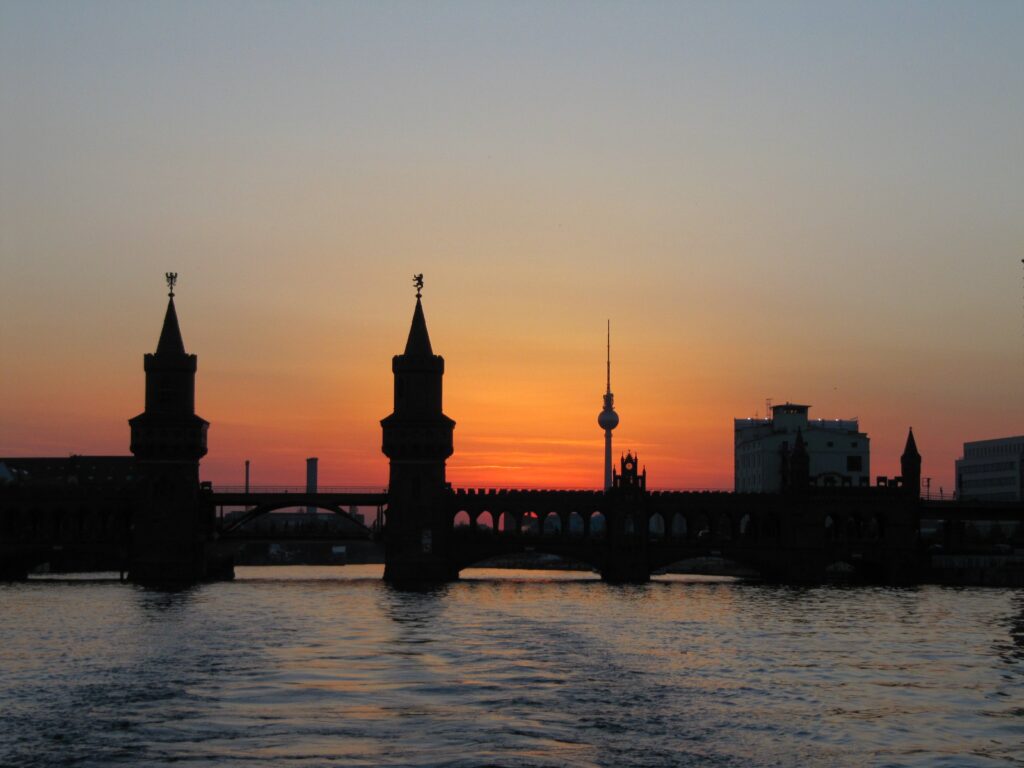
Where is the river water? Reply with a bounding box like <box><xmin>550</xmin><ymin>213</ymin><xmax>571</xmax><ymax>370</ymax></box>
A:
<box><xmin>1</xmin><ymin>566</ymin><xmax>1021</xmax><ymax>767</ymax></box>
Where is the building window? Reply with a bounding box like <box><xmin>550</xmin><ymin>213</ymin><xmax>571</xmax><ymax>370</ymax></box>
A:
<box><xmin>847</xmin><ymin>456</ymin><xmax>863</xmax><ymax>472</ymax></box>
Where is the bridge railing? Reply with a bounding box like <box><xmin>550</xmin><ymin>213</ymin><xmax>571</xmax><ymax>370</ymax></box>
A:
<box><xmin>210</xmin><ymin>485</ymin><xmax>388</xmax><ymax>494</ymax></box>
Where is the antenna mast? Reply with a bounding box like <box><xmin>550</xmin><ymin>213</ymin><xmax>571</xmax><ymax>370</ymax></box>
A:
<box><xmin>606</xmin><ymin>320</ymin><xmax>611</xmax><ymax>395</ymax></box>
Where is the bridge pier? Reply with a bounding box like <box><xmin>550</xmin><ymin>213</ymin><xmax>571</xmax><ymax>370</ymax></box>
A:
<box><xmin>383</xmin><ymin>550</ymin><xmax>459</xmax><ymax>584</ymax></box>
<box><xmin>127</xmin><ymin>482</ymin><xmax>234</xmax><ymax>584</ymax></box>
<box><xmin>600</xmin><ymin>559</ymin><xmax>650</xmax><ymax>584</ymax></box>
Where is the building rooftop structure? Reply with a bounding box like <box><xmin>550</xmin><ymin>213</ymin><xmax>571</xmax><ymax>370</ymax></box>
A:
<box><xmin>734</xmin><ymin>402</ymin><xmax>870</xmax><ymax>493</ymax></box>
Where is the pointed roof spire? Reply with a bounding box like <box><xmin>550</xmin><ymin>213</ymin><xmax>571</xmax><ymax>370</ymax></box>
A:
<box><xmin>156</xmin><ymin>296</ymin><xmax>186</xmax><ymax>356</ymax></box>
<box><xmin>404</xmin><ymin>297</ymin><xmax>434</xmax><ymax>356</ymax></box>
<box><xmin>154</xmin><ymin>272</ymin><xmax>186</xmax><ymax>356</ymax></box>
<box><xmin>902</xmin><ymin>427</ymin><xmax>919</xmax><ymax>458</ymax></box>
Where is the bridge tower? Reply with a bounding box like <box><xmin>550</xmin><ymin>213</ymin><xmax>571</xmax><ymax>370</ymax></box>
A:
<box><xmin>127</xmin><ymin>274</ymin><xmax>213</xmax><ymax>582</ymax></box>
<box><xmin>604</xmin><ymin>451</ymin><xmax>650</xmax><ymax>582</ymax></box>
<box><xmin>381</xmin><ymin>279</ymin><xmax>457</xmax><ymax>583</ymax></box>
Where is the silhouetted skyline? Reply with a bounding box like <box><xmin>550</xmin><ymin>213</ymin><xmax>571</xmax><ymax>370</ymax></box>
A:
<box><xmin>2</xmin><ymin>3</ymin><xmax>1023</xmax><ymax>492</ymax></box>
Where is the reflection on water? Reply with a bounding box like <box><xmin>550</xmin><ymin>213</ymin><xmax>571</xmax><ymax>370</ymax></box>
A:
<box><xmin>1</xmin><ymin>566</ymin><xmax>1022</xmax><ymax>767</ymax></box>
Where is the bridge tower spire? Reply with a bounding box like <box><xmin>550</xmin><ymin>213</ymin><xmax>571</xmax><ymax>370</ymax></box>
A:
<box><xmin>598</xmin><ymin>320</ymin><xmax>619</xmax><ymax>489</ymax></box>
<box><xmin>128</xmin><ymin>274</ymin><xmax>213</xmax><ymax>582</ymax></box>
<box><xmin>381</xmin><ymin>276</ymin><xmax>457</xmax><ymax>582</ymax></box>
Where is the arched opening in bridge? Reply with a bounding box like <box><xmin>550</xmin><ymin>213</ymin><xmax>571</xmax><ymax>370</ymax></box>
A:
<box><xmin>475</xmin><ymin>511</ymin><xmax>494</xmax><ymax>531</ymax></box>
<box><xmin>496</xmin><ymin>512</ymin><xmax>512</xmax><ymax>533</ymax></box>
<box><xmin>521</xmin><ymin>512</ymin><xmax>539</xmax><ymax>536</ymax></box>
<box><xmin>693</xmin><ymin>513</ymin><xmax>711</xmax><ymax>541</ymax></box>
<box><xmin>568</xmin><ymin>511</ymin><xmax>584</xmax><ymax>538</ymax></box>
<box><xmin>589</xmin><ymin>511</ymin><xmax>606</xmax><ymax>539</ymax></box>
<box><xmin>542</xmin><ymin>512</ymin><xmax>561</xmax><ymax>536</ymax></box>
<box><xmin>739</xmin><ymin>514</ymin><xmax>752</xmax><ymax>539</ymax></box>
<box><xmin>454</xmin><ymin>511</ymin><xmax>471</xmax><ymax>529</ymax></box>
<box><xmin>671</xmin><ymin>513</ymin><xmax>687</xmax><ymax>539</ymax></box>
<box><xmin>714</xmin><ymin>513</ymin><xmax>733</xmax><ymax>542</ymax></box>
<box><xmin>649</xmin><ymin>513</ymin><xmax>665</xmax><ymax>540</ymax></box>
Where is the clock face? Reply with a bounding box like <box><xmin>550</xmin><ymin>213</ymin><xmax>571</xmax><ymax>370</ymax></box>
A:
<box><xmin>625</xmin><ymin>461</ymin><xmax>634</xmax><ymax>471</ymax></box>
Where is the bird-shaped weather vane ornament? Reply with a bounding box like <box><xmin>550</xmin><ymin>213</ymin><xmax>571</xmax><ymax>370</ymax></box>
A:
<box><xmin>165</xmin><ymin>272</ymin><xmax>178</xmax><ymax>298</ymax></box>
<box><xmin>413</xmin><ymin>273</ymin><xmax>424</xmax><ymax>299</ymax></box>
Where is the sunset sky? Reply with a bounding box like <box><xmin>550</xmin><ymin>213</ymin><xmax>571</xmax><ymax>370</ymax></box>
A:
<box><xmin>2</xmin><ymin>2</ymin><xmax>1022</xmax><ymax>492</ymax></box>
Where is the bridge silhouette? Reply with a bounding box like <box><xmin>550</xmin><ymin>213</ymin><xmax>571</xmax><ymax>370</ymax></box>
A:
<box><xmin>2</xmin><ymin>280</ymin><xmax>1022</xmax><ymax>584</ymax></box>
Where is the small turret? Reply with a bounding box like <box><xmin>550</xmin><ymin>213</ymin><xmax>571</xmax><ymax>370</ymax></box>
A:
<box><xmin>900</xmin><ymin>428</ymin><xmax>921</xmax><ymax>498</ymax></box>
<box><xmin>613</xmin><ymin>451</ymin><xmax>645</xmax><ymax>492</ymax></box>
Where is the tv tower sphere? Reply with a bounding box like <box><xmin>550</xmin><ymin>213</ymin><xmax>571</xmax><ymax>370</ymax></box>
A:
<box><xmin>598</xmin><ymin>403</ymin><xmax>619</xmax><ymax>430</ymax></box>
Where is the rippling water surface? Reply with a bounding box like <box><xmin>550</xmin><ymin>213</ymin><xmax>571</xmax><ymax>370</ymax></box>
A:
<box><xmin>1</xmin><ymin>566</ymin><xmax>1022</xmax><ymax>767</ymax></box>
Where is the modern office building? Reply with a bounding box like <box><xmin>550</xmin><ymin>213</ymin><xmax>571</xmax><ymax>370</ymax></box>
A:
<box><xmin>955</xmin><ymin>436</ymin><xmax>1024</xmax><ymax>501</ymax></box>
<box><xmin>734</xmin><ymin>403</ymin><xmax>870</xmax><ymax>493</ymax></box>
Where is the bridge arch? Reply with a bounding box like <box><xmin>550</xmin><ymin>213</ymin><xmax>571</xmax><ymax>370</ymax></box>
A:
<box><xmin>220</xmin><ymin>503</ymin><xmax>371</xmax><ymax>537</ymax></box>
<box><xmin>521</xmin><ymin>511</ymin><xmax>540</xmax><ymax>536</ymax></box>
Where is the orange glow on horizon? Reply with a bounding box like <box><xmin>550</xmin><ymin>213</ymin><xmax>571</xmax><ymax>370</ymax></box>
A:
<box><xmin>3</xmin><ymin>288</ymin><xmax>1007</xmax><ymax>500</ymax></box>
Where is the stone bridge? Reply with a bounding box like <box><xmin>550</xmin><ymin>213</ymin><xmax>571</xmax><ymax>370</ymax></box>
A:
<box><xmin>2</xmin><ymin>281</ymin><xmax>1022</xmax><ymax>584</ymax></box>
<box><xmin>435</xmin><ymin>485</ymin><xmax>923</xmax><ymax>582</ymax></box>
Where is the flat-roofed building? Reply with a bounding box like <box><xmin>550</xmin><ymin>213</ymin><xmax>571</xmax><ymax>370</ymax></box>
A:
<box><xmin>955</xmin><ymin>436</ymin><xmax>1024</xmax><ymax>501</ymax></box>
<box><xmin>735</xmin><ymin>403</ymin><xmax>870</xmax><ymax>493</ymax></box>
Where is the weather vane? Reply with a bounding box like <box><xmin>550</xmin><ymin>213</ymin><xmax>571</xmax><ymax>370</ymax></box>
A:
<box><xmin>165</xmin><ymin>272</ymin><xmax>178</xmax><ymax>298</ymax></box>
<box><xmin>413</xmin><ymin>273</ymin><xmax>424</xmax><ymax>298</ymax></box>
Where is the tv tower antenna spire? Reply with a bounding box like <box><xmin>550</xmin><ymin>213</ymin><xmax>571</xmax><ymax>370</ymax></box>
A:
<box><xmin>606</xmin><ymin>319</ymin><xmax>611</xmax><ymax>394</ymax></box>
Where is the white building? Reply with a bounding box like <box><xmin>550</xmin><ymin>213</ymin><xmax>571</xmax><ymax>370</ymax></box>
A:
<box><xmin>735</xmin><ymin>403</ymin><xmax>870</xmax><ymax>492</ymax></box>
<box><xmin>955</xmin><ymin>436</ymin><xmax>1024</xmax><ymax>501</ymax></box>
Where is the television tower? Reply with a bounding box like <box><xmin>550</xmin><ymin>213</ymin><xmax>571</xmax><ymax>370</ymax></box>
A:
<box><xmin>597</xmin><ymin>320</ymin><xmax>619</xmax><ymax>489</ymax></box>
